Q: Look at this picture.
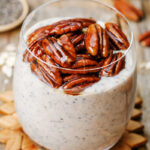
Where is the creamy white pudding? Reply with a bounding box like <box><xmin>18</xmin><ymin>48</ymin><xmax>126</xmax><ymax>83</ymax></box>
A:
<box><xmin>13</xmin><ymin>18</ymin><xmax>136</xmax><ymax>150</ymax></box>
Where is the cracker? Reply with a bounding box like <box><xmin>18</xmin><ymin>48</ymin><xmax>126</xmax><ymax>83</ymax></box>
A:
<box><xmin>111</xmin><ymin>142</ymin><xmax>131</xmax><ymax>150</ymax></box>
<box><xmin>131</xmin><ymin>108</ymin><xmax>142</xmax><ymax>119</ymax></box>
<box><xmin>0</xmin><ymin>129</ymin><xmax>14</xmax><ymax>143</ymax></box>
<box><xmin>0</xmin><ymin>103</ymin><xmax>15</xmax><ymax>115</ymax></box>
<box><xmin>22</xmin><ymin>133</ymin><xmax>39</xmax><ymax>150</ymax></box>
<box><xmin>123</xmin><ymin>132</ymin><xmax>147</xmax><ymax>148</ymax></box>
<box><xmin>0</xmin><ymin>114</ymin><xmax>21</xmax><ymax>130</ymax></box>
<box><xmin>126</xmin><ymin>120</ymin><xmax>144</xmax><ymax>132</ymax></box>
<box><xmin>5</xmin><ymin>130</ymin><xmax>23</xmax><ymax>150</ymax></box>
<box><xmin>0</xmin><ymin>91</ymin><xmax>13</xmax><ymax>103</ymax></box>
<box><xmin>135</xmin><ymin>97</ymin><xmax>143</xmax><ymax>107</ymax></box>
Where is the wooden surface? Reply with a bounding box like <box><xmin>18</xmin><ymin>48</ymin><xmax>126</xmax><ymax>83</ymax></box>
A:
<box><xmin>0</xmin><ymin>0</ymin><xmax>150</xmax><ymax>149</ymax></box>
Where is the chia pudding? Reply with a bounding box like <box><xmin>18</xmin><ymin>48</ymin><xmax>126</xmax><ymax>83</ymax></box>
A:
<box><xmin>13</xmin><ymin>18</ymin><xmax>136</xmax><ymax>150</ymax></box>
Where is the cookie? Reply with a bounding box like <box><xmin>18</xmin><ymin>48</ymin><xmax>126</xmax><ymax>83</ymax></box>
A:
<box><xmin>111</xmin><ymin>142</ymin><xmax>131</xmax><ymax>150</ymax></box>
<box><xmin>126</xmin><ymin>120</ymin><xmax>144</xmax><ymax>132</ymax></box>
<box><xmin>123</xmin><ymin>132</ymin><xmax>147</xmax><ymax>148</ymax></box>
<box><xmin>0</xmin><ymin>91</ymin><xmax>14</xmax><ymax>103</ymax></box>
<box><xmin>0</xmin><ymin>102</ymin><xmax>15</xmax><ymax>115</ymax></box>
<box><xmin>135</xmin><ymin>97</ymin><xmax>143</xmax><ymax>107</ymax></box>
<box><xmin>131</xmin><ymin>108</ymin><xmax>142</xmax><ymax>119</ymax></box>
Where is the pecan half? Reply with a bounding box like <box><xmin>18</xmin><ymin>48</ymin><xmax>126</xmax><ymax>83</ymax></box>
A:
<box><xmin>105</xmin><ymin>23</ymin><xmax>129</xmax><ymax>50</ymax></box>
<box><xmin>23</xmin><ymin>41</ymin><xmax>43</xmax><ymax>63</ymax></box>
<box><xmin>48</xmin><ymin>22</ymin><xmax>83</xmax><ymax>36</ymax></box>
<box><xmin>36</xmin><ymin>55</ymin><xmax>63</xmax><ymax>88</ymax></box>
<box><xmin>61</xmin><ymin>54</ymin><xmax>99</xmax><ymax>74</ymax></box>
<box><xmin>63</xmin><ymin>75</ymin><xmax>100</xmax><ymax>95</ymax></box>
<box><xmin>109</xmin><ymin>38</ymin><xmax>119</xmax><ymax>50</ymax></box>
<box><xmin>42</xmin><ymin>35</ymin><xmax>76</xmax><ymax>67</ymax></box>
<box><xmin>68</xmin><ymin>32</ymin><xmax>85</xmax><ymax>52</ymax></box>
<box><xmin>27</xmin><ymin>25</ymin><xmax>51</xmax><ymax>48</ymax></box>
<box><xmin>100</xmin><ymin>52</ymin><xmax>125</xmax><ymax>77</ymax></box>
<box><xmin>114</xmin><ymin>0</ymin><xmax>143</xmax><ymax>21</ymax></box>
<box><xmin>51</xmin><ymin>18</ymin><xmax>96</xmax><ymax>28</ymax></box>
<box><xmin>27</xmin><ymin>18</ymin><xmax>96</xmax><ymax>48</ymax></box>
<box><xmin>85</xmin><ymin>24</ymin><xmax>109</xmax><ymax>57</ymax></box>
<box><xmin>75</xmin><ymin>41</ymin><xmax>85</xmax><ymax>52</ymax></box>
<box><xmin>139</xmin><ymin>31</ymin><xmax>150</xmax><ymax>47</ymax></box>
<box><xmin>70</xmin><ymin>18</ymin><xmax>96</xmax><ymax>27</ymax></box>
<box><xmin>69</xmin><ymin>32</ymin><xmax>84</xmax><ymax>45</ymax></box>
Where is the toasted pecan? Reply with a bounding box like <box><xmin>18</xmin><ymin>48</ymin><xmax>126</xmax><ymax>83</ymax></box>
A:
<box><xmin>61</xmin><ymin>54</ymin><xmax>100</xmax><ymax>74</ymax></box>
<box><xmin>36</xmin><ymin>55</ymin><xmax>62</xmax><ymax>88</ymax></box>
<box><xmin>101</xmin><ymin>52</ymin><xmax>125</xmax><ymax>76</ymax></box>
<box><xmin>114</xmin><ymin>0</ymin><xmax>143</xmax><ymax>21</ymax></box>
<box><xmin>139</xmin><ymin>31</ymin><xmax>150</xmax><ymax>46</ymax></box>
<box><xmin>85</xmin><ymin>24</ymin><xmax>109</xmax><ymax>57</ymax></box>
<box><xmin>63</xmin><ymin>75</ymin><xmax>100</xmax><ymax>95</ymax></box>
<box><xmin>42</xmin><ymin>35</ymin><xmax>76</xmax><ymax>67</ymax></box>
<box><xmin>105</xmin><ymin>23</ymin><xmax>129</xmax><ymax>50</ymax></box>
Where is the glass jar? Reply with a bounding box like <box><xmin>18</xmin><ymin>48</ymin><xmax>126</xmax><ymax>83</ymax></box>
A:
<box><xmin>13</xmin><ymin>0</ymin><xmax>136</xmax><ymax>150</ymax></box>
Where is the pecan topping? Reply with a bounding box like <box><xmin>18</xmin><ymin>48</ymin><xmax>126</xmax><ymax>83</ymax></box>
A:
<box><xmin>63</xmin><ymin>75</ymin><xmax>100</xmax><ymax>95</ymax></box>
<box><xmin>61</xmin><ymin>54</ymin><xmax>99</xmax><ymax>74</ymax></box>
<box><xmin>23</xmin><ymin>41</ymin><xmax>43</xmax><ymax>63</ymax></box>
<box><xmin>27</xmin><ymin>26</ymin><xmax>51</xmax><ymax>48</ymax></box>
<box><xmin>75</xmin><ymin>41</ymin><xmax>85</xmax><ymax>52</ymax></box>
<box><xmin>101</xmin><ymin>52</ymin><xmax>125</xmax><ymax>77</ymax></box>
<box><xmin>139</xmin><ymin>31</ymin><xmax>150</xmax><ymax>47</ymax></box>
<box><xmin>114</xmin><ymin>0</ymin><xmax>143</xmax><ymax>21</ymax></box>
<box><xmin>85</xmin><ymin>24</ymin><xmax>109</xmax><ymax>57</ymax></box>
<box><xmin>67</xmin><ymin>32</ymin><xmax>85</xmax><ymax>52</ymax></box>
<box><xmin>27</xmin><ymin>18</ymin><xmax>96</xmax><ymax>48</ymax></box>
<box><xmin>105</xmin><ymin>23</ymin><xmax>129</xmax><ymax>50</ymax></box>
<box><xmin>69</xmin><ymin>32</ymin><xmax>84</xmax><ymax>45</ymax></box>
<box><xmin>36</xmin><ymin>55</ymin><xmax>62</xmax><ymax>88</ymax></box>
<box><xmin>42</xmin><ymin>35</ymin><xmax>76</xmax><ymax>67</ymax></box>
<box><xmin>23</xmin><ymin>18</ymin><xmax>129</xmax><ymax>95</ymax></box>
<box><xmin>48</xmin><ymin>22</ymin><xmax>83</xmax><ymax>36</ymax></box>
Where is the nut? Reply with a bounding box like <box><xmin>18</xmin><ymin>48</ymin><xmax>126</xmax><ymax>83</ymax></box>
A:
<box><xmin>63</xmin><ymin>75</ymin><xmax>100</xmax><ymax>95</ymax></box>
<box><xmin>114</xmin><ymin>0</ymin><xmax>143</xmax><ymax>21</ymax></box>
<box><xmin>30</xmin><ymin>55</ymin><xmax>63</xmax><ymax>88</ymax></box>
<box><xmin>105</xmin><ymin>23</ymin><xmax>129</xmax><ymax>50</ymax></box>
<box><xmin>139</xmin><ymin>31</ymin><xmax>150</xmax><ymax>47</ymax></box>
<box><xmin>85</xmin><ymin>24</ymin><xmax>109</xmax><ymax>57</ymax></box>
<box><xmin>67</xmin><ymin>32</ymin><xmax>85</xmax><ymax>52</ymax></box>
<box><xmin>101</xmin><ymin>52</ymin><xmax>125</xmax><ymax>76</ymax></box>
<box><xmin>23</xmin><ymin>41</ymin><xmax>43</xmax><ymax>63</ymax></box>
<box><xmin>36</xmin><ymin>55</ymin><xmax>63</xmax><ymax>88</ymax></box>
<box><xmin>27</xmin><ymin>18</ymin><xmax>96</xmax><ymax>48</ymax></box>
<box><xmin>42</xmin><ymin>35</ymin><xmax>76</xmax><ymax>67</ymax></box>
<box><xmin>61</xmin><ymin>54</ymin><xmax>99</xmax><ymax>74</ymax></box>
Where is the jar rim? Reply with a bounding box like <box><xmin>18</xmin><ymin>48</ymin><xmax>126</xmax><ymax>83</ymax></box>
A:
<box><xmin>21</xmin><ymin>0</ymin><xmax>134</xmax><ymax>72</ymax></box>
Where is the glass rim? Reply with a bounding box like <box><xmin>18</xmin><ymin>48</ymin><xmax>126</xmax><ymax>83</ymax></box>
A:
<box><xmin>21</xmin><ymin>0</ymin><xmax>134</xmax><ymax>72</ymax></box>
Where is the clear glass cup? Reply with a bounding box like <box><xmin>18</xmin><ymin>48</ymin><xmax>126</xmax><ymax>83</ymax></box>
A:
<box><xmin>13</xmin><ymin>0</ymin><xmax>137</xmax><ymax>150</ymax></box>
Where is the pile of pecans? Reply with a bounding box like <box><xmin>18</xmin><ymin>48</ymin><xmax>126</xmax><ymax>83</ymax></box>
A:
<box><xmin>23</xmin><ymin>18</ymin><xmax>129</xmax><ymax>95</ymax></box>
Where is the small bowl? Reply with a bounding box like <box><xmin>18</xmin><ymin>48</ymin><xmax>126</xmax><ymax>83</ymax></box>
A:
<box><xmin>0</xmin><ymin>0</ymin><xmax>29</xmax><ymax>32</ymax></box>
